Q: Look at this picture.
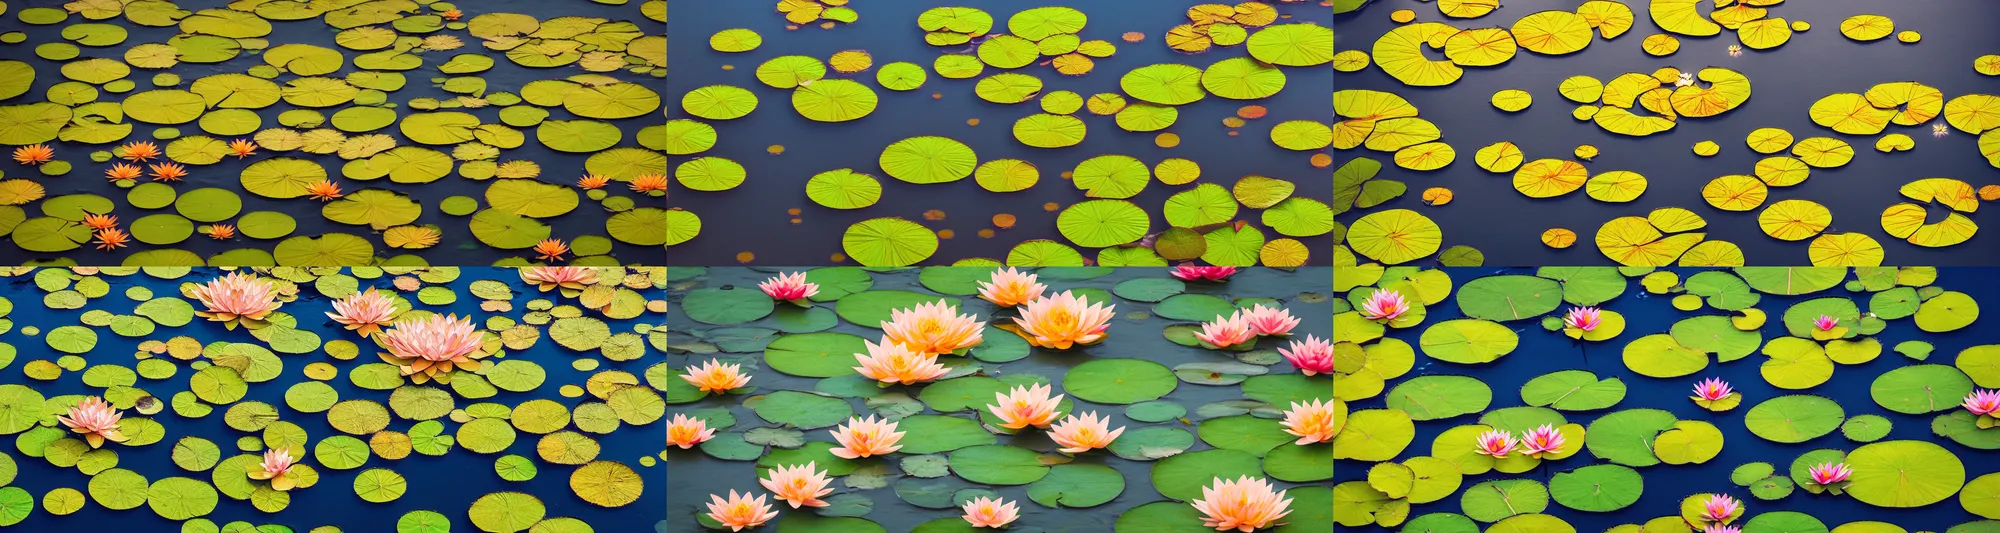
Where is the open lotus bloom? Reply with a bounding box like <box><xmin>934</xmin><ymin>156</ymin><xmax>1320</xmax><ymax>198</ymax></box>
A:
<box><xmin>828</xmin><ymin>415</ymin><xmax>904</xmax><ymax>459</ymax></box>
<box><xmin>681</xmin><ymin>359</ymin><xmax>752</xmax><ymax>394</ymax></box>
<box><xmin>1171</xmin><ymin>265</ymin><xmax>1237</xmax><ymax>282</ymax></box>
<box><xmin>852</xmin><ymin>339</ymin><xmax>950</xmax><ymax>385</ymax></box>
<box><xmin>881</xmin><ymin>301</ymin><xmax>984</xmax><ymax>355</ymax></box>
<box><xmin>187</xmin><ymin>272</ymin><xmax>282</xmax><ymax>327</ymax></box>
<box><xmin>57</xmin><ymin>396</ymin><xmax>126</xmax><ymax>448</ymax></box>
<box><xmin>960</xmin><ymin>496</ymin><xmax>1020</xmax><ymax>528</ymax></box>
<box><xmin>1472</xmin><ymin>428</ymin><xmax>1517</xmax><ymax>457</ymax></box>
<box><xmin>1691</xmin><ymin>378</ymin><xmax>1735</xmax><ymax>402</ymax></box>
<box><xmin>1517</xmin><ymin>424</ymin><xmax>1565</xmax><ymax>457</ymax></box>
<box><xmin>1241</xmin><ymin>304</ymin><xmax>1299</xmax><ymax>337</ymax></box>
<box><xmin>665</xmin><ymin>413</ymin><xmax>716</xmax><ymax>449</ymax></box>
<box><xmin>1280</xmin><ymin>399</ymin><xmax>1336</xmax><ymax>445</ymax></box>
<box><xmin>246</xmin><ymin>448</ymin><xmax>299</xmax><ymax>491</ymax></box>
<box><xmin>976</xmin><ymin>267</ymin><xmax>1045</xmax><ymax>307</ymax></box>
<box><xmin>1814</xmin><ymin>314</ymin><xmax>1839</xmax><ymax>331</ymax></box>
<box><xmin>1562</xmin><ymin>306</ymin><xmax>1601</xmax><ymax>331</ymax></box>
<box><xmin>378</xmin><ymin>313</ymin><xmax>488</xmax><ymax>384</ymax></box>
<box><xmin>520</xmin><ymin>266</ymin><xmax>597</xmax><ymax>291</ymax></box>
<box><xmin>1191</xmin><ymin>476</ymin><xmax>1292</xmax><ymax>532</ymax></box>
<box><xmin>1048</xmin><ymin>411</ymin><xmax>1125</xmax><ymax>453</ymax></box>
<box><xmin>759</xmin><ymin>271</ymin><xmax>819</xmax><ymax>301</ymax></box>
<box><xmin>1279</xmin><ymin>335</ymin><xmax>1334</xmax><ymax>376</ymax></box>
<box><xmin>326</xmin><ymin>287</ymin><xmax>398</xmax><ymax>337</ymax></box>
<box><xmin>1009</xmin><ymin>290</ymin><xmax>1115</xmax><ymax>350</ymax></box>
<box><xmin>1194</xmin><ymin>311</ymin><xmax>1257</xmax><ymax>349</ymax></box>
<box><xmin>705</xmin><ymin>490</ymin><xmax>779</xmax><ymax>532</ymax></box>
<box><xmin>1358</xmin><ymin>290</ymin><xmax>1408</xmax><ymax>321</ymax></box>
<box><xmin>988</xmin><ymin>383</ymin><xmax>1065</xmax><ymax>430</ymax></box>
<box><xmin>759</xmin><ymin>462</ymin><xmax>834</xmax><ymax>509</ymax></box>
<box><xmin>1808</xmin><ymin>462</ymin><xmax>1852</xmax><ymax>486</ymax></box>
<box><xmin>1702</xmin><ymin>493</ymin><xmax>1741</xmax><ymax>522</ymax></box>
<box><xmin>1964</xmin><ymin>389</ymin><xmax>2000</xmax><ymax>417</ymax></box>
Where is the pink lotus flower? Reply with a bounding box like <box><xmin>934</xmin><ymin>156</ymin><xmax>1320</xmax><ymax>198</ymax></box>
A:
<box><xmin>666</xmin><ymin>413</ymin><xmax>717</xmax><ymax>449</ymax></box>
<box><xmin>852</xmin><ymin>339</ymin><xmax>950</xmax><ymax>385</ymax></box>
<box><xmin>326</xmin><ymin>287</ymin><xmax>397</xmax><ymax>337</ymax></box>
<box><xmin>1280</xmin><ymin>335</ymin><xmax>1334</xmax><ymax>376</ymax></box>
<box><xmin>57</xmin><ymin>396</ymin><xmax>125</xmax><ymax>448</ymax></box>
<box><xmin>1010</xmin><ymin>290</ymin><xmax>1115</xmax><ymax>349</ymax></box>
<box><xmin>759</xmin><ymin>271</ymin><xmax>818</xmax><ymax>301</ymax></box>
<box><xmin>1813</xmin><ymin>314</ymin><xmax>1839</xmax><ymax>332</ymax></box>
<box><xmin>1702</xmin><ymin>493</ymin><xmax>1741</xmax><ymax>522</ymax></box>
<box><xmin>1242</xmin><ymin>304</ymin><xmax>1300</xmax><ymax>336</ymax></box>
<box><xmin>1472</xmin><ymin>429</ymin><xmax>1517</xmax><ymax>457</ymax></box>
<box><xmin>378</xmin><ymin>314</ymin><xmax>487</xmax><ymax>384</ymax></box>
<box><xmin>1280</xmin><ymin>399</ymin><xmax>1337</xmax><ymax>445</ymax></box>
<box><xmin>882</xmin><ymin>301</ymin><xmax>984</xmax><ymax>355</ymax></box>
<box><xmin>1563</xmin><ymin>307</ymin><xmax>1601</xmax><ymax>331</ymax></box>
<box><xmin>961</xmin><ymin>496</ymin><xmax>1020</xmax><ymax>528</ymax></box>
<box><xmin>705</xmin><ymin>490</ymin><xmax>779</xmax><ymax>532</ymax></box>
<box><xmin>1518</xmin><ymin>424</ymin><xmax>1565</xmax><ymax>458</ymax></box>
<box><xmin>1808</xmin><ymin>462</ymin><xmax>1852</xmax><ymax>485</ymax></box>
<box><xmin>1692</xmin><ymin>378</ymin><xmax>1734</xmax><ymax>402</ymax></box>
<box><xmin>1964</xmin><ymin>389</ymin><xmax>2000</xmax><ymax>416</ymax></box>
<box><xmin>1359</xmin><ymin>290</ymin><xmax>1408</xmax><ymax>321</ymax></box>
<box><xmin>189</xmin><ymin>272</ymin><xmax>281</xmax><ymax>325</ymax></box>
<box><xmin>1192</xmin><ymin>476</ymin><xmax>1293</xmax><ymax>532</ymax></box>
<box><xmin>1171</xmin><ymin>266</ymin><xmax>1238</xmax><ymax>282</ymax></box>
<box><xmin>976</xmin><ymin>267</ymin><xmax>1045</xmax><ymax>307</ymax></box>
<box><xmin>828</xmin><ymin>415</ymin><xmax>904</xmax><ymax>459</ymax></box>
<box><xmin>520</xmin><ymin>266</ymin><xmax>597</xmax><ymax>291</ymax></box>
<box><xmin>1705</xmin><ymin>526</ymin><xmax>1741</xmax><ymax>533</ymax></box>
<box><xmin>1049</xmin><ymin>411</ymin><xmax>1125</xmax><ymax>454</ymax></box>
<box><xmin>988</xmin><ymin>382</ymin><xmax>1064</xmax><ymax>430</ymax></box>
<box><xmin>1195</xmin><ymin>311</ymin><xmax>1257</xmax><ymax>348</ymax></box>
<box><xmin>247</xmin><ymin>448</ymin><xmax>300</xmax><ymax>491</ymax></box>
<box><xmin>681</xmin><ymin>359</ymin><xmax>752</xmax><ymax>394</ymax></box>
<box><xmin>759</xmin><ymin>462</ymin><xmax>834</xmax><ymax>508</ymax></box>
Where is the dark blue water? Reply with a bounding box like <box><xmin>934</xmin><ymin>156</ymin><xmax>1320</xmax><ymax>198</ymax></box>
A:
<box><xmin>0</xmin><ymin>268</ymin><xmax>661</xmax><ymax>531</ymax></box>
<box><xmin>1334</xmin><ymin>0</ymin><xmax>2000</xmax><ymax>265</ymax></box>
<box><xmin>667</xmin><ymin>1</ymin><xmax>1333</xmax><ymax>265</ymax></box>
<box><xmin>1336</xmin><ymin>267</ymin><xmax>2000</xmax><ymax>530</ymax></box>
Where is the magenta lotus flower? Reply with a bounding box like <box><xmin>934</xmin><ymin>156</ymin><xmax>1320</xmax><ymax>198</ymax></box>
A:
<box><xmin>1280</xmin><ymin>335</ymin><xmax>1334</xmax><ymax>376</ymax></box>
<box><xmin>1359</xmin><ymin>290</ymin><xmax>1408</xmax><ymax>321</ymax></box>
<box><xmin>1194</xmin><ymin>311</ymin><xmax>1257</xmax><ymax>348</ymax></box>
<box><xmin>1170</xmin><ymin>265</ymin><xmax>1238</xmax><ymax>282</ymax></box>
<box><xmin>759</xmin><ymin>271</ymin><xmax>819</xmax><ymax>301</ymax></box>
<box><xmin>1472</xmin><ymin>429</ymin><xmax>1517</xmax><ymax>457</ymax></box>
<box><xmin>1705</xmin><ymin>525</ymin><xmax>1741</xmax><ymax>533</ymax></box>
<box><xmin>1563</xmin><ymin>307</ymin><xmax>1601</xmax><ymax>331</ymax></box>
<box><xmin>327</xmin><ymin>287</ymin><xmax>397</xmax><ymax>337</ymax></box>
<box><xmin>1964</xmin><ymin>389</ymin><xmax>2000</xmax><ymax>416</ymax></box>
<box><xmin>1242</xmin><ymin>304</ymin><xmax>1300</xmax><ymax>337</ymax></box>
<box><xmin>57</xmin><ymin>396</ymin><xmax>126</xmax><ymax>448</ymax></box>
<box><xmin>1702</xmin><ymin>493</ymin><xmax>1741</xmax><ymax>522</ymax></box>
<box><xmin>1517</xmin><ymin>424</ymin><xmax>1565</xmax><ymax>458</ymax></box>
<box><xmin>520</xmin><ymin>266</ymin><xmax>597</xmax><ymax>291</ymax></box>
<box><xmin>1692</xmin><ymin>378</ymin><xmax>1734</xmax><ymax>402</ymax></box>
<box><xmin>378</xmin><ymin>313</ymin><xmax>487</xmax><ymax>384</ymax></box>
<box><xmin>1808</xmin><ymin>462</ymin><xmax>1852</xmax><ymax>485</ymax></box>
<box><xmin>188</xmin><ymin>272</ymin><xmax>281</xmax><ymax>326</ymax></box>
<box><xmin>1813</xmin><ymin>314</ymin><xmax>1839</xmax><ymax>332</ymax></box>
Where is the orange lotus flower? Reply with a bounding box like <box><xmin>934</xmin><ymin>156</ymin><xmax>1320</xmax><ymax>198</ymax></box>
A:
<box><xmin>228</xmin><ymin>138</ymin><xmax>259</xmax><ymax>159</ymax></box>
<box><xmin>1193</xmin><ymin>476</ymin><xmax>1294</xmax><ymax>532</ymax></box>
<box><xmin>204</xmin><ymin>224</ymin><xmax>235</xmax><ymax>239</ymax></box>
<box><xmin>666</xmin><ymin>413</ymin><xmax>717</xmax><ymax>449</ymax></box>
<box><xmin>378</xmin><ymin>313</ymin><xmax>488</xmax><ymax>384</ymax></box>
<box><xmin>188</xmin><ymin>272</ymin><xmax>281</xmax><ymax>324</ymax></box>
<box><xmin>246</xmin><ymin>448</ymin><xmax>300</xmax><ymax>491</ymax></box>
<box><xmin>961</xmin><ymin>496</ymin><xmax>1021</xmax><ymax>528</ymax></box>
<box><xmin>11</xmin><ymin>144</ymin><xmax>53</xmax><ymax>165</ymax></box>
<box><xmin>852</xmin><ymin>339</ymin><xmax>949</xmax><ymax>385</ymax></box>
<box><xmin>758</xmin><ymin>462</ymin><xmax>834</xmax><ymax>509</ymax></box>
<box><xmin>117</xmin><ymin>141</ymin><xmax>161</xmax><ymax>161</ymax></box>
<box><xmin>81</xmin><ymin>213</ymin><xmax>118</xmax><ymax>230</ymax></box>
<box><xmin>57</xmin><ymin>397</ymin><xmax>126</xmax><ymax>448</ymax></box>
<box><xmin>704</xmin><ymin>490</ymin><xmax>778</xmax><ymax>532</ymax></box>
<box><xmin>440</xmin><ymin>8</ymin><xmax>463</xmax><ymax>20</ymax></box>
<box><xmin>105</xmin><ymin>163</ymin><xmax>143</xmax><ymax>182</ymax></box>
<box><xmin>327</xmin><ymin>287</ymin><xmax>398</xmax><ymax>337</ymax></box>
<box><xmin>148</xmin><ymin>162</ymin><xmax>187</xmax><ymax>181</ymax></box>
<box><xmin>1280</xmin><ymin>399</ymin><xmax>1337</xmax><ymax>445</ymax></box>
<box><xmin>881</xmin><ymin>301</ymin><xmax>983</xmax><ymax>355</ymax></box>
<box><xmin>93</xmin><ymin>228</ymin><xmax>130</xmax><ymax>250</ymax></box>
<box><xmin>533</xmin><ymin>238</ymin><xmax>569</xmax><ymax>262</ymax></box>
<box><xmin>520</xmin><ymin>266</ymin><xmax>597</xmax><ymax>291</ymax></box>
<box><xmin>305</xmin><ymin>179</ymin><xmax>343</xmax><ymax>201</ymax></box>
<box><xmin>828</xmin><ymin>415</ymin><xmax>904</xmax><ymax>459</ymax></box>
<box><xmin>629</xmin><ymin>173</ymin><xmax>668</xmax><ymax>193</ymax></box>
<box><xmin>1048</xmin><ymin>411</ymin><xmax>1125</xmax><ymax>454</ymax></box>
<box><xmin>976</xmin><ymin>267</ymin><xmax>1045</xmax><ymax>307</ymax></box>
<box><xmin>987</xmin><ymin>383</ymin><xmax>1064</xmax><ymax>430</ymax></box>
<box><xmin>681</xmin><ymin>359</ymin><xmax>751</xmax><ymax>394</ymax></box>
<box><xmin>577</xmin><ymin>174</ymin><xmax>610</xmax><ymax>189</ymax></box>
<box><xmin>1010</xmin><ymin>290</ymin><xmax>1115</xmax><ymax>349</ymax></box>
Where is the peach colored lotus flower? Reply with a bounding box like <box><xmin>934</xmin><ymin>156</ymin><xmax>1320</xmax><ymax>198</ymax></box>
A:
<box><xmin>988</xmin><ymin>383</ymin><xmax>1064</xmax><ymax>430</ymax></box>
<box><xmin>759</xmin><ymin>462</ymin><xmax>834</xmax><ymax>509</ymax></box>
<box><xmin>1171</xmin><ymin>265</ymin><xmax>1238</xmax><ymax>282</ymax></box>
<box><xmin>1472</xmin><ymin>429</ymin><xmax>1517</xmax><ymax>457</ymax></box>
<box><xmin>759</xmin><ymin>272</ymin><xmax>818</xmax><ymax>301</ymax></box>
<box><xmin>1049</xmin><ymin>411</ymin><xmax>1126</xmax><ymax>454</ymax></box>
<box><xmin>705</xmin><ymin>490</ymin><xmax>779</xmax><ymax>532</ymax></box>
<box><xmin>1563</xmin><ymin>307</ymin><xmax>1601</xmax><ymax>331</ymax></box>
<box><xmin>1280</xmin><ymin>399</ymin><xmax>1337</xmax><ymax>445</ymax></box>
<box><xmin>1192</xmin><ymin>476</ymin><xmax>1293</xmax><ymax>532</ymax></box>
<box><xmin>1242</xmin><ymin>304</ymin><xmax>1300</xmax><ymax>337</ymax></box>
<box><xmin>246</xmin><ymin>448</ymin><xmax>299</xmax><ymax>491</ymax></box>
<box><xmin>1280</xmin><ymin>335</ymin><xmax>1334</xmax><ymax>376</ymax></box>
<box><xmin>1010</xmin><ymin>290</ymin><xmax>1115</xmax><ymax>350</ymax></box>
<box><xmin>378</xmin><ymin>314</ymin><xmax>487</xmax><ymax>384</ymax></box>
<box><xmin>666</xmin><ymin>413</ymin><xmax>717</xmax><ymax>449</ymax></box>
<box><xmin>961</xmin><ymin>496</ymin><xmax>1020</xmax><ymax>528</ymax></box>
<box><xmin>1692</xmin><ymin>378</ymin><xmax>1734</xmax><ymax>402</ymax></box>
<box><xmin>1813</xmin><ymin>314</ymin><xmax>1839</xmax><ymax>331</ymax></box>
<box><xmin>1195</xmin><ymin>311</ymin><xmax>1258</xmax><ymax>348</ymax></box>
<box><xmin>1705</xmin><ymin>526</ymin><xmax>1741</xmax><ymax>533</ymax></box>
<box><xmin>681</xmin><ymin>359</ymin><xmax>751</xmax><ymax>394</ymax></box>
<box><xmin>57</xmin><ymin>396</ymin><xmax>125</xmax><ymax>448</ymax></box>
<box><xmin>1518</xmin><ymin>424</ymin><xmax>1565</xmax><ymax>458</ymax></box>
<box><xmin>1808</xmin><ymin>462</ymin><xmax>1852</xmax><ymax>485</ymax></box>
<box><xmin>1965</xmin><ymin>389</ymin><xmax>2000</xmax><ymax>416</ymax></box>
<box><xmin>852</xmin><ymin>339</ymin><xmax>949</xmax><ymax>385</ymax></box>
<box><xmin>828</xmin><ymin>415</ymin><xmax>904</xmax><ymax>459</ymax></box>
<box><xmin>520</xmin><ymin>266</ymin><xmax>597</xmax><ymax>291</ymax></box>
<box><xmin>1702</xmin><ymin>493</ymin><xmax>1741</xmax><ymax>522</ymax></box>
<box><xmin>976</xmin><ymin>267</ymin><xmax>1045</xmax><ymax>307</ymax></box>
<box><xmin>189</xmin><ymin>272</ymin><xmax>281</xmax><ymax>326</ymax></box>
<box><xmin>327</xmin><ymin>287</ymin><xmax>397</xmax><ymax>337</ymax></box>
<box><xmin>882</xmin><ymin>301</ymin><xmax>984</xmax><ymax>355</ymax></box>
<box><xmin>1359</xmin><ymin>290</ymin><xmax>1408</xmax><ymax>321</ymax></box>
